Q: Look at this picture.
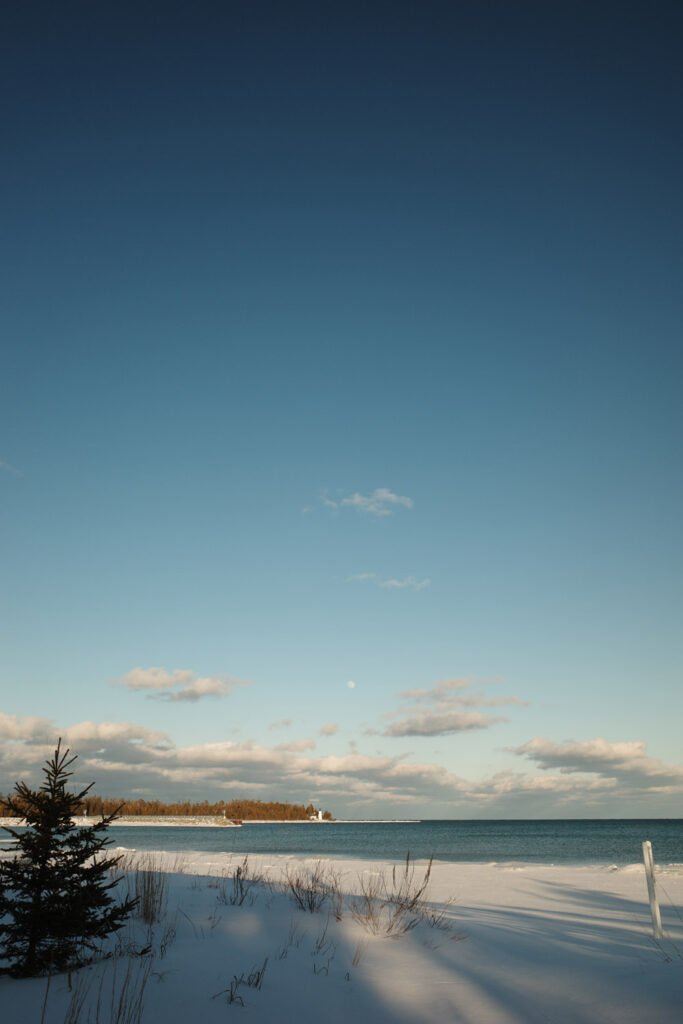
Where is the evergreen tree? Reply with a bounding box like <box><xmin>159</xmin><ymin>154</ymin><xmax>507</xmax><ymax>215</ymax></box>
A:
<box><xmin>0</xmin><ymin>740</ymin><xmax>136</xmax><ymax>977</ymax></box>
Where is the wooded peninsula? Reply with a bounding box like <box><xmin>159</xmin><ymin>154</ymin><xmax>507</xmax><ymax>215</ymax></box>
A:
<box><xmin>0</xmin><ymin>793</ymin><xmax>333</xmax><ymax>821</ymax></box>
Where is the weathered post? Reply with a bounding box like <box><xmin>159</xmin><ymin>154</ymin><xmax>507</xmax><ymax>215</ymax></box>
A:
<box><xmin>642</xmin><ymin>840</ymin><xmax>663</xmax><ymax>940</ymax></box>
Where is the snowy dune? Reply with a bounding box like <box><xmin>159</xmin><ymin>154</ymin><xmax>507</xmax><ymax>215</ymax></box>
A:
<box><xmin>1</xmin><ymin>851</ymin><xmax>681</xmax><ymax>1023</ymax></box>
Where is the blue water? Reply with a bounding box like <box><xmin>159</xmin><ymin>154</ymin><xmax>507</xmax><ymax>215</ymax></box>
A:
<box><xmin>91</xmin><ymin>819</ymin><xmax>683</xmax><ymax>866</ymax></box>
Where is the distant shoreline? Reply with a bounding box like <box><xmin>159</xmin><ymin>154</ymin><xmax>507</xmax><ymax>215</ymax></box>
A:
<box><xmin>0</xmin><ymin>816</ymin><xmax>420</xmax><ymax>827</ymax></box>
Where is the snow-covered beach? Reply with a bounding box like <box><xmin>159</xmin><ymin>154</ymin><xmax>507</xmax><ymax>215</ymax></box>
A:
<box><xmin>1</xmin><ymin>849</ymin><xmax>681</xmax><ymax>1024</ymax></box>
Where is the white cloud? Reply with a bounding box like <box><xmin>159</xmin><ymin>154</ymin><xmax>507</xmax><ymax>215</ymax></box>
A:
<box><xmin>0</xmin><ymin>460</ymin><xmax>21</xmax><ymax>476</ymax></box>
<box><xmin>111</xmin><ymin>667</ymin><xmax>251</xmax><ymax>702</ymax></box>
<box><xmin>3</xmin><ymin>710</ymin><xmax>680</xmax><ymax>817</ymax></box>
<box><xmin>342</xmin><ymin>488</ymin><xmax>413</xmax><ymax>515</ymax></box>
<box><xmin>0</xmin><ymin>717</ymin><xmax>174</xmax><ymax>786</ymax></box>
<box><xmin>346</xmin><ymin>680</ymin><xmax>356</xmax><ymax>689</ymax></box>
<box><xmin>275</xmin><ymin>738</ymin><xmax>316</xmax><ymax>752</ymax></box>
<box><xmin>319</xmin><ymin>723</ymin><xmax>339</xmax><ymax>736</ymax></box>
<box><xmin>380</xmin><ymin>677</ymin><xmax>526</xmax><ymax>737</ymax></box>
<box><xmin>513</xmin><ymin>737</ymin><xmax>683</xmax><ymax>789</ymax></box>
<box><xmin>384</xmin><ymin>710</ymin><xmax>507</xmax><ymax>737</ymax></box>
<box><xmin>398</xmin><ymin>678</ymin><xmax>492</xmax><ymax>702</ymax></box>
<box><xmin>378</xmin><ymin>577</ymin><xmax>430</xmax><ymax>591</ymax></box>
<box><xmin>113</xmin><ymin>667</ymin><xmax>195</xmax><ymax>691</ymax></box>
<box><xmin>0</xmin><ymin>712</ymin><xmax>54</xmax><ymax>742</ymax></box>
<box><xmin>346</xmin><ymin>573</ymin><xmax>430</xmax><ymax>591</ymax></box>
<box><xmin>324</xmin><ymin>488</ymin><xmax>413</xmax><ymax>517</ymax></box>
<box><xmin>268</xmin><ymin>719</ymin><xmax>292</xmax><ymax>730</ymax></box>
<box><xmin>62</xmin><ymin>721</ymin><xmax>171</xmax><ymax>750</ymax></box>
<box><xmin>2</xmin><ymin>718</ymin><xmax>461</xmax><ymax>808</ymax></box>
<box><xmin>461</xmin><ymin>769</ymin><xmax>621</xmax><ymax>810</ymax></box>
<box><xmin>164</xmin><ymin>677</ymin><xmax>248</xmax><ymax>703</ymax></box>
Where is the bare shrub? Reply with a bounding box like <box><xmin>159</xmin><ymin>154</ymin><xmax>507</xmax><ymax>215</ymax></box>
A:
<box><xmin>284</xmin><ymin>861</ymin><xmax>339</xmax><ymax>913</ymax></box>
<box><xmin>351</xmin><ymin>852</ymin><xmax>433</xmax><ymax>936</ymax></box>
<box><xmin>275</xmin><ymin>919</ymin><xmax>302</xmax><ymax>959</ymax></box>
<box><xmin>311</xmin><ymin>917</ymin><xmax>337</xmax><ymax>975</ymax></box>
<box><xmin>389</xmin><ymin>851</ymin><xmax>433</xmax><ymax>913</ymax></box>
<box><xmin>216</xmin><ymin>855</ymin><xmax>263</xmax><ymax>907</ymax></box>
<box><xmin>245</xmin><ymin>958</ymin><xmax>268</xmax><ymax>989</ymax></box>
<box><xmin>213</xmin><ymin>958</ymin><xmax>268</xmax><ymax>1006</ymax></box>
<box><xmin>177</xmin><ymin>909</ymin><xmax>201</xmax><ymax>940</ymax></box>
<box><xmin>351</xmin><ymin>939</ymin><xmax>367</xmax><ymax>967</ymax></box>
<box><xmin>222</xmin><ymin>977</ymin><xmax>244</xmax><ymax>1007</ymax></box>
<box><xmin>207</xmin><ymin>905</ymin><xmax>221</xmax><ymax>931</ymax></box>
<box><xmin>421</xmin><ymin>895</ymin><xmax>458</xmax><ymax>931</ymax></box>
<box><xmin>158</xmin><ymin>921</ymin><xmax>176</xmax><ymax>959</ymax></box>
<box><xmin>327</xmin><ymin>867</ymin><xmax>344</xmax><ymax>921</ymax></box>
<box><xmin>311</xmin><ymin>915</ymin><xmax>332</xmax><ymax>956</ymax></box>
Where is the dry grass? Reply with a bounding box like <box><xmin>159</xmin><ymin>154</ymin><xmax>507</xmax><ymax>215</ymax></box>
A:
<box><xmin>275</xmin><ymin>919</ymin><xmax>302</xmax><ymax>959</ymax></box>
<box><xmin>60</xmin><ymin>956</ymin><xmax>152</xmax><ymax>1024</ymax></box>
<box><xmin>212</xmin><ymin>957</ymin><xmax>268</xmax><ymax>1007</ymax></box>
<box><xmin>215</xmin><ymin>855</ymin><xmax>265</xmax><ymax>906</ymax></box>
<box><xmin>420</xmin><ymin>896</ymin><xmax>459</xmax><ymax>931</ymax></box>
<box><xmin>31</xmin><ymin>848</ymin><xmax>463</xmax><ymax>1023</ymax></box>
<box><xmin>351</xmin><ymin>852</ymin><xmax>434</xmax><ymax>936</ymax></box>
<box><xmin>117</xmin><ymin>853</ymin><xmax>169</xmax><ymax>925</ymax></box>
<box><xmin>283</xmin><ymin>861</ymin><xmax>342</xmax><ymax>914</ymax></box>
<box><xmin>311</xmin><ymin>916</ymin><xmax>337</xmax><ymax>975</ymax></box>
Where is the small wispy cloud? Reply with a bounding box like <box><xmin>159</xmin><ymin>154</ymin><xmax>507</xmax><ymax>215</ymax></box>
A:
<box><xmin>0</xmin><ymin>460</ymin><xmax>21</xmax><ymax>476</ymax></box>
<box><xmin>113</xmin><ymin>667</ymin><xmax>195</xmax><ymax>692</ymax></box>
<box><xmin>379</xmin><ymin>576</ymin><xmax>430</xmax><ymax>590</ymax></box>
<box><xmin>379</xmin><ymin>676</ymin><xmax>526</xmax><ymax>738</ymax></box>
<box><xmin>275</xmin><ymin>738</ymin><xmax>316</xmax><ymax>752</ymax></box>
<box><xmin>163</xmin><ymin>677</ymin><xmax>249</xmax><ymax>703</ymax></box>
<box><xmin>111</xmin><ymin>666</ymin><xmax>251</xmax><ymax>703</ymax></box>
<box><xmin>319</xmin><ymin>722</ymin><xmax>339</xmax><ymax>736</ymax></box>
<box><xmin>268</xmin><ymin>719</ymin><xmax>292</xmax><ymax>730</ymax></box>
<box><xmin>384</xmin><ymin>710</ymin><xmax>507</xmax><ymax>737</ymax></box>
<box><xmin>346</xmin><ymin>573</ymin><xmax>430</xmax><ymax>591</ymax></box>
<box><xmin>398</xmin><ymin>677</ymin><xmax>474</xmax><ymax>701</ymax></box>
<box><xmin>323</xmin><ymin>488</ymin><xmax>413</xmax><ymax>517</ymax></box>
<box><xmin>397</xmin><ymin>677</ymin><xmax>513</xmax><ymax>703</ymax></box>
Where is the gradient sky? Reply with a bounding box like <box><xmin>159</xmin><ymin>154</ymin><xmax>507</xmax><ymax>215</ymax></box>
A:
<box><xmin>1</xmin><ymin>1</ymin><xmax>681</xmax><ymax>817</ymax></box>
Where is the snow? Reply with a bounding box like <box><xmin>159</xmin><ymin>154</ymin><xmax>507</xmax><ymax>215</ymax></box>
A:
<box><xmin>1</xmin><ymin>850</ymin><xmax>681</xmax><ymax>1023</ymax></box>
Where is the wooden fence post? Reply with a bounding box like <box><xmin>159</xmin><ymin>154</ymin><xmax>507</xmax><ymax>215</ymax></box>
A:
<box><xmin>642</xmin><ymin>840</ymin><xmax>663</xmax><ymax>940</ymax></box>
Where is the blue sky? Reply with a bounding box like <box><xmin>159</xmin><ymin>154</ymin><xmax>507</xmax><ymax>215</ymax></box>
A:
<box><xmin>1</xmin><ymin>1</ymin><xmax>681</xmax><ymax>816</ymax></box>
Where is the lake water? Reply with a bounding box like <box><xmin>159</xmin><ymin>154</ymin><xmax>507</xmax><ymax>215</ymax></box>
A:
<box><xmin>90</xmin><ymin>818</ymin><xmax>683</xmax><ymax>866</ymax></box>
